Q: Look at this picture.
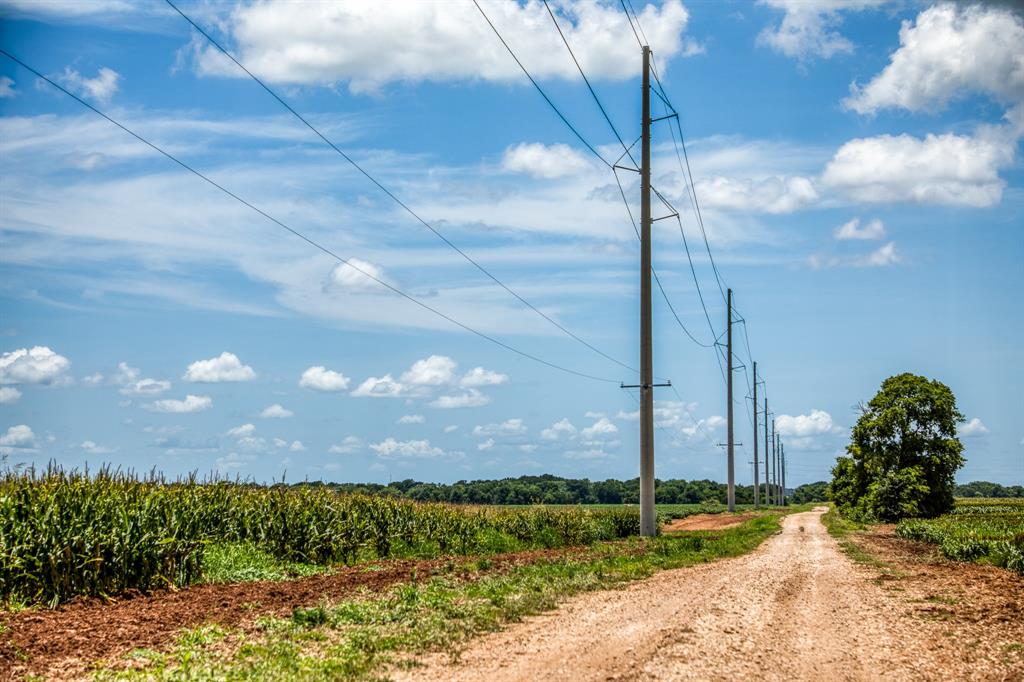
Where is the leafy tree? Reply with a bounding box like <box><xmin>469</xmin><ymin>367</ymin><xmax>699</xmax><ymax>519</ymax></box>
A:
<box><xmin>790</xmin><ymin>481</ymin><xmax>829</xmax><ymax>503</ymax></box>
<box><xmin>830</xmin><ymin>373</ymin><xmax>965</xmax><ymax>521</ymax></box>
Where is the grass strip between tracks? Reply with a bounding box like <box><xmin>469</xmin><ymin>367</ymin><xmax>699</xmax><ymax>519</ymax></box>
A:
<box><xmin>96</xmin><ymin>510</ymin><xmax>799</xmax><ymax>681</ymax></box>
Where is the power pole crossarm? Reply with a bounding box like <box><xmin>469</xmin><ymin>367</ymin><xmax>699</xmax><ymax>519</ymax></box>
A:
<box><xmin>638</xmin><ymin>45</ymin><xmax>656</xmax><ymax>538</ymax></box>
<box><xmin>726</xmin><ymin>288</ymin><xmax>735</xmax><ymax>512</ymax></box>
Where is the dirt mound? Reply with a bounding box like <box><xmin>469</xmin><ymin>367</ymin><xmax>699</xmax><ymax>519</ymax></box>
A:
<box><xmin>0</xmin><ymin>548</ymin><xmax>574</xmax><ymax>681</ymax></box>
<box><xmin>662</xmin><ymin>511</ymin><xmax>758</xmax><ymax>531</ymax></box>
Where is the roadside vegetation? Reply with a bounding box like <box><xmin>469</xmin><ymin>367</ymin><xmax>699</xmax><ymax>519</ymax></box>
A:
<box><xmin>94</xmin><ymin>513</ymin><xmax>788</xmax><ymax>681</ymax></box>
<box><xmin>896</xmin><ymin>499</ymin><xmax>1024</xmax><ymax>573</ymax></box>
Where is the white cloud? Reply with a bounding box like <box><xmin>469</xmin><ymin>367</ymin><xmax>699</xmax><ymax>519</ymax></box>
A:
<box><xmin>226</xmin><ymin>423</ymin><xmax>256</xmax><ymax>437</ymax></box>
<box><xmin>351</xmin><ymin>374</ymin><xmax>406</xmax><ymax>398</ymax></box>
<box><xmin>58</xmin><ymin>66</ymin><xmax>120</xmax><ymax>104</ymax></box>
<box><xmin>0</xmin><ymin>424</ymin><xmax>35</xmax><ymax>449</ymax></box>
<box><xmin>112</xmin><ymin>362</ymin><xmax>139</xmax><ymax>385</ymax></box>
<box><xmin>705</xmin><ymin>415</ymin><xmax>726</xmax><ymax>429</ymax></box>
<box><xmin>80</xmin><ymin>440</ymin><xmax>116</xmax><ymax>454</ymax></box>
<box><xmin>119</xmin><ymin>378</ymin><xmax>171</xmax><ymax>396</ymax></box>
<box><xmin>191</xmin><ymin>0</ymin><xmax>696</xmax><ymax>92</ymax></box>
<box><xmin>299</xmin><ymin>365</ymin><xmax>350</xmax><ymax>391</ymax></box>
<box><xmin>776</xmin><ymin>409</ymin><xmax>839</xmax><ymax>437</ymax></box>
<box><xmin>0</xmin><ymin>1</ymin><xmax>134</xmax><ymax>18</ymax></box>
<box><xmin>443</xmin><ymin>424</ymin><xmax>459</xmax><ymax>433</ymax></box>
<box><xmin>473</xmin><ymin>418</ymin><xmax>526</xmax><ymax>437</ymax></box>
<box><xmin>460</xmin><ymin>367</ymin><xmax>509</xmax><ymax>388</ymax></box>
<box><xmin>0</xmin><ymin>76</ymin><xmax>15</xmax><ymax>98</ymax></box>
<box><xmin>693</xmin><ymin>174</ymin><xmax>818</xmax><ymax>214</ymax></box>
<box><xmin>144</xmin><ymin>394</ymin><xmax>213</xmax><ymax>414</ymax></box>
<box><xmin>861</xmin><ymin>241</ymin><xmax>900</xmax><ymax>267</ymax></box>
<box><xmin>260</xmin><ymin>403</ymin><xmax>293</xmax><ymax>419</ymax></box>
<box><xmin>401</xmin><ymin>355</ymin><xmax>456</xmax><ymax>387</ymax></box>
<box><xmin>329</xmin><ymin>436</ymin><xmax>364</xmax><ymax>454</ymax></box>
<box><xmin>326</xmin><ymin>258</ymin><xmax>392</xmax><ymax>293</ymax></box>
<box><xmin>429</xmin><ymin>389</ymin><xmax>491</xmax><ymax>409</ymax></box>
<box><xmin>289</xmin><ymin>440</ymin><xmax>307</xmax><ymax>452</ymax></box>
<box><xmin>183</xmin><ymin>352</ymin><xmax>256</xmax><ymax>382</ymax></box>
<box><xmin>584</xmin><ymin>410</ymin><xmax>606</xmax><ymax>419</ymax></box>
<box><xmin>214</xmin><ymin>452</ymin><xmax>256</xmax><ymax>472</ymax></box>
<box><xmin>0</xmin><ymin>346</ymin><xmax>71</xmax><ymax>385</ymax></box>
<box><xmin>960</xmin><ymin>417</ymin><xmax>989</xmax><ymax>437</ymax></box>
<box><xmin>581</xmin><ymin>417</ymin><xmax>618</xmax><ymax>440</ymax></box>
<box><xmin>397</xmin><ymin>414</ymin><xmax>425</xmax><ymax>424</ymax></box>
<box><xmin>821</xmin><ymin>125</ymin><xmax>1019</xmax><ymax>207</ymax></box>
<box><xmin>808</xmin><ymin>240</ymin><xmax>902</xmax><ymax>269</ymax></box>
<box><xmin>615</xmin><ymin>400</ymin><xmax>698</xmax><ymax>430</ymax></box>
<box><xmin>82</xmin><ymin>372</ymin><xmax>104</xmax><ymax>385</ymax></box>
<box><xmin>502</xmin><ymin>143</ymin><xmax>593</xmax><ymax>179</ymax></box>
<box><xmin>834</xmin><ymin>217</ymin><xmax>885</xmax><ymax>241</ymax></box>
<box><xmin>478</xmin><ymin>438</ymin><xmax>495</xmax><ymax>451</ymax></box>
<box><xmin>564</xmin><ymin>448</ymin><xmax>611</xmax><ymax>460</ymax></box>
<box><xmin>541</xmin><ymin>417</ymin><xmax>577</xmax><ymax>441</ymax></box>
<box><xmin>844</xmin><ymin>4</ymin><xmax>1024</xmax><ymax>115</ymax></box>
<box><xmin>757</xmin><ymin>0</ymin><xmax>885</xmax><ymax>62</ymax></box>
<box><xmin>0</xmin><ymin>387</ymin><xmax>21</xmax><ymax>404</ymax></box>
<box><xmin>369</xmin><ymin>437</ymin><xmax>445</xmax><ymax>459</ymax></box>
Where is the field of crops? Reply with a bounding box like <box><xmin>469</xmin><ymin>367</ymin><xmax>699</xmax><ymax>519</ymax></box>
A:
<box><xmin>0</xmin><ymin>466</ymin><xmax>641</xmax><ymax>606</ymax></box>
<box><xmin>895</xmin><ymin>498</ymin><xmax>1024</xmax><ymax>573</ymax></box>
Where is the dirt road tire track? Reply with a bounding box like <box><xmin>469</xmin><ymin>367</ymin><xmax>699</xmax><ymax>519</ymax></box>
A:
<box><xmin>395</xmin><ymin>507</ymin><xmax>1022</xmax><ymax>681</ymax></box>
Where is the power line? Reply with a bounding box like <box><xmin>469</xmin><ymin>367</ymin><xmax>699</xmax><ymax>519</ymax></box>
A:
<box><xmin>0</xmin><ymin>49</ymin><xmax>622</xmax><ymax>386</ymax></box>
<box><xmin>165</xmin><ymin>0</ymin><xmax>638</xmax><ymax>378</ymax></box>
<box><xmin>471</xmin><ymin>0</ymin><xmax>613</xmax><ymax>169</ymax></box>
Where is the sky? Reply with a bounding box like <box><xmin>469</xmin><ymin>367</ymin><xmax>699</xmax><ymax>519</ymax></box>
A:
<box><xmin>0</xmin><ymin>0</ymin><xmax>1021</xmax><ymax>487</ymax></box>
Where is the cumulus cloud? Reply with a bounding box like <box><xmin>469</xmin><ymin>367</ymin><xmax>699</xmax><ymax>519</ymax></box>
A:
<box><xmin>0</xmin><ymin>346</ymin><xmax>71</xmax><ymax>385</ymax></box>
<box><xmin>541</xmin><ymin>418</ymin><xmax>578</xmax><ymax>441</ymax></box>
<box><xmin>289</xmin><ymin>440</ymin><xmax>306</xmax><ymax>452</ymax></box>
<box><xmin>326</xmin><ymin>258</ymin><xmax>392</xmax><ymax>293</ymax></box>
<box><xmin>808</xmin><ymin>241</ymin><xmax>901</xmax><ymax>269</ymax></box>
<box><xmin>119</xmin><ymin>378</ymin><xmax>171</xmax><ymax>396</ymax></box>
<box><xmin>190</xmin><ymin>0</ymin><xmax>696</xmax><ymax>92</ymax></box>
<box><xmin>144</xmin><ymin>394</ymin><xmax>213</xmax><ymax>414</ymax></box>
<box><xmin>581</xmin><ymin>417</ymin><xmax>618</xmax><ymax>440</ymax></box>
<box><xmin>502</xmin><ymin>142</ymin><xmax>592</xmax><ymax>179</ymax></box>
<box><xmin>299</xmin><ymin>365</ymin><xmax>350</xmax><ymax>391</ymax></box>
<box><xmin>0</xmin><ymin>387</ymin><xmax>21</xmax><ymax>404</ymax></box>
<box><xmin>460</xmin><ymin>367</ymin><xmax>509</xmax><ymax>388</ymax></box>
<box><xmin>694</xmin><ymin>174</ymin><xmax>818</xmax><ymax>214</ymax></box>
<box><xmin>57</xmin><ymin>66</ymin><xmax>120</xmax><ymax>104</ymax></box>
<box><xmin>775</xmin><ymin>409</ymin><xmax>842</xmax><ymax>449</ymax></box>
<box><xmin>0</xmin><ymin>424</ymin><xmax>35</xmax><ymax>449</ymax></box>
<box><xmin>183</xmin><ymin>352</ymin><xmax>256</xmax><ymax>383</ymax></box>
<box><xmin>834</xmin><ymin>217</ymin><xmax>885</xmax><ymax>241</ymax></box>
<box><xmin>260</xmin><ymin>403</ymin><xmax>293</xmax><ymax>419</ymax></box>
<box><xmin>214</xmin><ymin>452</ymin><xmax>256</xmax><ymax>472</ymax></box>
<box><xmin>844</xmin><ymin>4</ymin><xmax>1024</xmax><ymax>115</ymax></box>
<box><xmin>0</xmin><ymin>76</ymin><xmax>15</xmax><ymax>98</ymax></box>
<box><xmin>226</xmin><ymin>423</ymin><xmax>256</xmax><ymax>437</ymax></box>
<box><xmin>477</xmin><ymin>438</ymin><xmax>495</xmax><ymax>451</ymax></box>
<box><xmin>959</xmin><ymin>417</ymin><xmax>989</xmax><ymax>437</ymax></box>
<box><xmin>757</xmin><ymin>0</ymin><xmax>885</xmax><ymax>62</ymax></box>
<box><xmin>429</xmin><ymin>389</ymin><xmax>491</xmax><ymax>409</ymax></box>
<box><xmin>82</xmin><ymin>372</ymin><xmax>104</xmax><ymax>385</ymax></box>
<box><xmin>444</xmin><ymin>424</ymin><xmax>459</xmax><ymax>433</ymax></box>
<box><xmin>402</xmin><ymin>355</ymin><xmax>457</xmax><ymax>387</ymax></box>
<box><xmin>397</xmin><ymin>414</ymin><xmax>425</xmax><ymax>424</ymax></box>
<box><xmin>329</xmin><ymin>436</ymin><xmax>364</xmax><ymax>454</ymax></box>
<box><xmin>473</xmin><ymin>418</ymin><xmax>526</xmax><ymax>437</ymax></box>
<box><xmin>351</xmin><ymin>374</ymin><xmax>407</xmax><ymax>398</ymax></box>
<box><xmin>821</xmin><ymin>125</ymin><xmax>1019</xmax><ymax>207</ymax></box>
<box><xmin>861</xmin><ymin>242</ymin><xmax>900</xmax><ymax>267</ymax></box>
<box><xmin>369</xmin><ymin>437</ymin><xmax>445</xmax><ymax>459</ymax></box>
<box><xmin>80</xmin><ymin>440</ymin><xmax>116</xmax><ymax>454</ymax></box>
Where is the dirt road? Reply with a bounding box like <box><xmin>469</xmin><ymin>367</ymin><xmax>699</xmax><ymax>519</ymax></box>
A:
<box><xmin>397</xmin><ymin>507</ymin><xmax>1022</xmax><ymax>681</ymax></box>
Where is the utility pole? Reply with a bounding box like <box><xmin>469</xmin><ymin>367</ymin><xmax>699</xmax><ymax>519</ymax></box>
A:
<box><xmin>771</xmin><ymin>418</ymin><xmax>777</xmax><ymax>506</ymax></box>
<box><xmin>781</xmin><ymin>442</ymin><xmax>787</xmax><ymax>506</ymax></box>
<box><xmin>726</xmin><ymin>288</ymin><xmax>735</xmax><ymax>512</ymax></box>
<box><xmin>752</xmin><ymin>361</ymin><xmax>759</xmax><ymax>510</ymax></box>
<box><xmin>638</xmin><ymin>44</ymin><xmax>656</xmax><ymax>538</ymax></box>
<box><xmin>764</xmin><ymin>397</ymin><xmax>770</xmax><ymax>507</ymax></box>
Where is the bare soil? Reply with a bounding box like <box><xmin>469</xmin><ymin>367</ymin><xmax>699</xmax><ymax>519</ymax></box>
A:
<box><xmin>0</xmin><ymin>548</ymin><xmax>576</xmax><ymax>681</ymax></box>
<box><xmin>662</xmin><ymin>511</ymin><xmax>757</xmax><ymax>532</ymax></box>
<box><xmin>396</xmin><ymin>507</ymin><xmax>1024</xmax><ymax>682</ymax></box>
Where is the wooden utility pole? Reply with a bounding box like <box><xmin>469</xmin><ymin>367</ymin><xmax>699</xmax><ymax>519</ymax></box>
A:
<box><xmin>781</xmin><ymin>442</ymin><xmax>787</xmax><ymax>506</ymax></box>
<box><xmin>726</xmin><ymin>288</ymin><xmax>735</xmax><ymax>512</ymax></box>
<box><xmin>638</xmin><ymin>44</ymin><xmax>655</xmax><ymax>537</ymax></box>
<box><xmin>764</xmin><ymin>397</ymin><xmax>770</xmax><ymax>506</ymax></box>
<box><xmin>752</xmin><ymin>361</ymin><xmax>759</xmax><ymax>510</ymax></box>
<box><xmin>771</xmin><ymin>418</ymin><xmax>777</xmax><ymax>505</ymax></box>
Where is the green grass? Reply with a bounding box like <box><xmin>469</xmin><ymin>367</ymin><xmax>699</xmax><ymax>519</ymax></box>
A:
<box><xmin>201</xmin><ymin>544</ymin><xmax>330</xmax><ymax>584</ymax></box>
<box><xmin>96</xmin><ymin>512</ymin><xmax>788</xmax><ymax>681</ymax></box>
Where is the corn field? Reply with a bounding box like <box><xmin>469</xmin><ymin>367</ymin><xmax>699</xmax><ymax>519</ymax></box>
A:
<box><xmin>0</xmin><ymin>466</ymin><xmax>641</xmax><ymax>605</ymax></box>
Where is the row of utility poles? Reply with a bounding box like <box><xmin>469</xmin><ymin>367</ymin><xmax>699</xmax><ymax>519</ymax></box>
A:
<box><xmin>635</xmin><ymin>45</ymin><xmax>786</xmax><ymax>536</ymax></box>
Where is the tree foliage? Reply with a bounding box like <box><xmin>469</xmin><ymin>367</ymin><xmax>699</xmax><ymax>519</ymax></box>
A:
<box><xmin>829</xmin><ymin>373</ymin><xmax>965</xmax><ymax>522</ymax></box>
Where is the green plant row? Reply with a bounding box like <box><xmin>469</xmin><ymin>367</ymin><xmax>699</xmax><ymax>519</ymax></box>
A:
<box><xmin>0</xmin><ymin>466</ymin><xmax>641</xmax><ymax>606</ymax></box>
<box><xmin>895</xmin><ymin>510</ymin><xmax>1024</xmax><ymax>574</ymax></box>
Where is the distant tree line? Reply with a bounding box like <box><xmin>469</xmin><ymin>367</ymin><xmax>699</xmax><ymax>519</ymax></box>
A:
<box><xmin>297</xmin><ymin>475</ymin><xmax>1020</xmax><ymax>506</ymax></box>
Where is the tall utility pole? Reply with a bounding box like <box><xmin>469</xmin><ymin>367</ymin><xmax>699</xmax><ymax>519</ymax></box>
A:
<box><xmin>726</xmin><ymin>288</ymin><xmax>735</xmax><ymax>512</ymax></box>
<box><xmin>638</xmin><ymin>45</ymin><xmax>656</xmax><ymax>538</ymax></box>
<box><xmin>771</xmin><ymin>418</ymin><xmax>777</xmax><ymax>506</ymax></box>
<box><xmin>764</xmin><ymin>397</ymin><xmax>770</xmax><ymax>506</ymax></box>
<box><xmin>752</xmin><ymin>361</ymin><xmax>759</xmax><ymax>510</ymax></box>
<box><xmin>781</xmin><ymin>442</ymin><xmax>787</xmax><ymax>506</ymax></box>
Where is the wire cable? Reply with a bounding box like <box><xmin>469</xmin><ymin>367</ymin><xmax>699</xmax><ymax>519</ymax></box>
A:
<box><xmin>0</xmin><ymin>49</ymin><xmax>622</xmax><ymax>386</ymax></box>
<box><xmin>165</xmin><ymin>0</ymin><xmax>638</xmax><ymax>377</ymax></box>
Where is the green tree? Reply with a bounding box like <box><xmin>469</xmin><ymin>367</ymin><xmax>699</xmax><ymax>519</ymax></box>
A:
<box><xmin>829</xmin><ymin>373</ymin><xmax>965</xmax><ymax>521</ymax></box>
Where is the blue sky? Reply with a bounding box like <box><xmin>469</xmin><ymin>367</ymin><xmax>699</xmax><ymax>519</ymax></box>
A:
<box><xmin>1</xmin><ymin>0</ymin><xmax>1021</xmax><ymax>487</ymax></box>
